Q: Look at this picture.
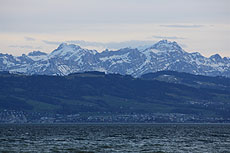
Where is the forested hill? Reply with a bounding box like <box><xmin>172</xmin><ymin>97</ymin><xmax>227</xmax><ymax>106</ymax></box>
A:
<box><xmin>0</xmin><ymin>71</ymin><xmax>230</xmax><ymax>118</ymax></box>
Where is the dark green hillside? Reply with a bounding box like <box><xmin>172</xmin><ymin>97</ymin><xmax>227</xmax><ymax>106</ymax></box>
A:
<box><xmin>0</xmin><ymin>71</ymin><xmax>230</xmax><ymax>117</ymax></box>
<box><xmin>141</xmin><ymin>70</ymin><xmax>230</xmax><ymax>91</ymax></box>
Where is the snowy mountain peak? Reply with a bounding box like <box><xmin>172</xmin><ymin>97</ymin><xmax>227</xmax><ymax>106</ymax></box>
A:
<box><xmin>49</xmin><ymin>43</ymin><xmax>82</xmax><ymax>58</ymax></box>
<box><xmin>149</xmin><ymin>40</ymin><xmax>183</xmax><ymax>52</ymax></box>
<box><xmin>210</xmin><ymin>54</ymin><xmax>222</xmax><ymax>60</ymax></box>
<box><xmin>28</xmin><ymin>51</ymin><xmax>47</xmax><ymax>56</ymax></box>
<box><xmin>57</xmin><ymin>43</ymin><xmax>81</xmax><ymax>50</ymax></box>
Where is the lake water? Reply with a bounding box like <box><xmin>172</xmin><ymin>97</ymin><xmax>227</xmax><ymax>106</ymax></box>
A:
<box><xmin>0</xmin><ymin>124</ymin><xmax>229</xmax><ymax>153</ymax></box>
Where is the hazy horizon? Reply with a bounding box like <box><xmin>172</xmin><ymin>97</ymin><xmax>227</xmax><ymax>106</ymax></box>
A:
<box><xmin>0</xmin><ymin>0</ymin><xmax>229</xmax><ymax>57</ymax></box>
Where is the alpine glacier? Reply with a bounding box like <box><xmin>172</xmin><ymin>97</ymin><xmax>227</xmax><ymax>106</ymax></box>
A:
<box><xmin>0</xmin><ymin>40</ymin><xmax>230</xmax><ymax>77</ymax></box>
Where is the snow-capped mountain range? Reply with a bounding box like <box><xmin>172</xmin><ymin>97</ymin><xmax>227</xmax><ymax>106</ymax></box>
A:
<box><xmin>0</xmin><ymin>40</ymin><xmax>230</xmax><ymax>77</ymax></box>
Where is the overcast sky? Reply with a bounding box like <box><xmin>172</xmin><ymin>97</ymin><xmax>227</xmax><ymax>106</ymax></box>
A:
<box><xmin>0</xmin><ymin>0</ymin><xmax>229</xmax><ymax>57</ymax></box>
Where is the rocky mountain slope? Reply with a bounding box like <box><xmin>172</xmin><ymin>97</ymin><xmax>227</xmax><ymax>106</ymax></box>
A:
<box><xmin>1</xmin><ymin>40</ymin><xmax>230</xmax><ymax>77</ymax></box>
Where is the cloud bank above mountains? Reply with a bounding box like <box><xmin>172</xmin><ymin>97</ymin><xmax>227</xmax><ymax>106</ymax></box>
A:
<box><xmin>0</xmin><ymin>0</ymin><xmax>229</xmax><ymax>56</ymax></box>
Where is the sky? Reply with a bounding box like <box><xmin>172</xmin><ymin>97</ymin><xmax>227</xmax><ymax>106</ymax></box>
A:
<box><xmin>0</xmin><ymin>0</ymin><xmax>229</xmax><ymax>57</ymax></box>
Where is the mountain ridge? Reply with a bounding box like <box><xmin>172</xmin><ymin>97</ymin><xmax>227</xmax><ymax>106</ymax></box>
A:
<box><xmin>0</xmin><ymin>40</ymin><xmax>230</xmax><ymax>77</ymax></box>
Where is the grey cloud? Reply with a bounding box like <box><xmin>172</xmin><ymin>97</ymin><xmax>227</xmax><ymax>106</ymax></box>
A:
<box><xmin>43</xmin><ymin>40</ymin><xmax>156</xmax><ymax>49</ymax></box>
<box><xmin>152</xmin><ymin>35</ymin><xmax>185</xmax><ymax>40</ymax></box>
<box><xmin>0</xmin><ymin>0</ymin><xmax>229</xmax><ymax>34</ymax></box>
<box><xmin>160</xmin><ymin>25</ymin><xmax>204</xmax><ymax>28</ymax></box>
<box><xmin>68</xmin><ymin>40</ymin><xmax>156</xmax><ymax>49</ymax></box>
<box><xmin>66</xmin><ymin>40</ymin><xmax>104</xmax><ymax>47</ymax></box>
<box><xmin>104</xmin><ymin>40</ymin><xmax>156</xmax><ymax>49</ymax></box>
<box><xmin>24</xmin><ymin>36</ymin><xmax>36</xmax><ymax>41</ymax></box>
<box><xmin>8</xmin><ymin>45</ymin><xmax>42</xmax><ymax>50</ymax></box>
<box><xmin>9</xmin><ymin>45</ymin><xmax>34</xmax><ymax>49</ymax></box>
<box><xmin>42</xmin><ymin>40</ymin><xmax>61</xmax><ymax>45</ymax></box>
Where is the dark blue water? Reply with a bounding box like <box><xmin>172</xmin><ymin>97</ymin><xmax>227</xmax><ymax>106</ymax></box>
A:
<box><xmin>0</xmin><ymin>124</ymin><xmax>229</xmax><ymax>153</ymax></box>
